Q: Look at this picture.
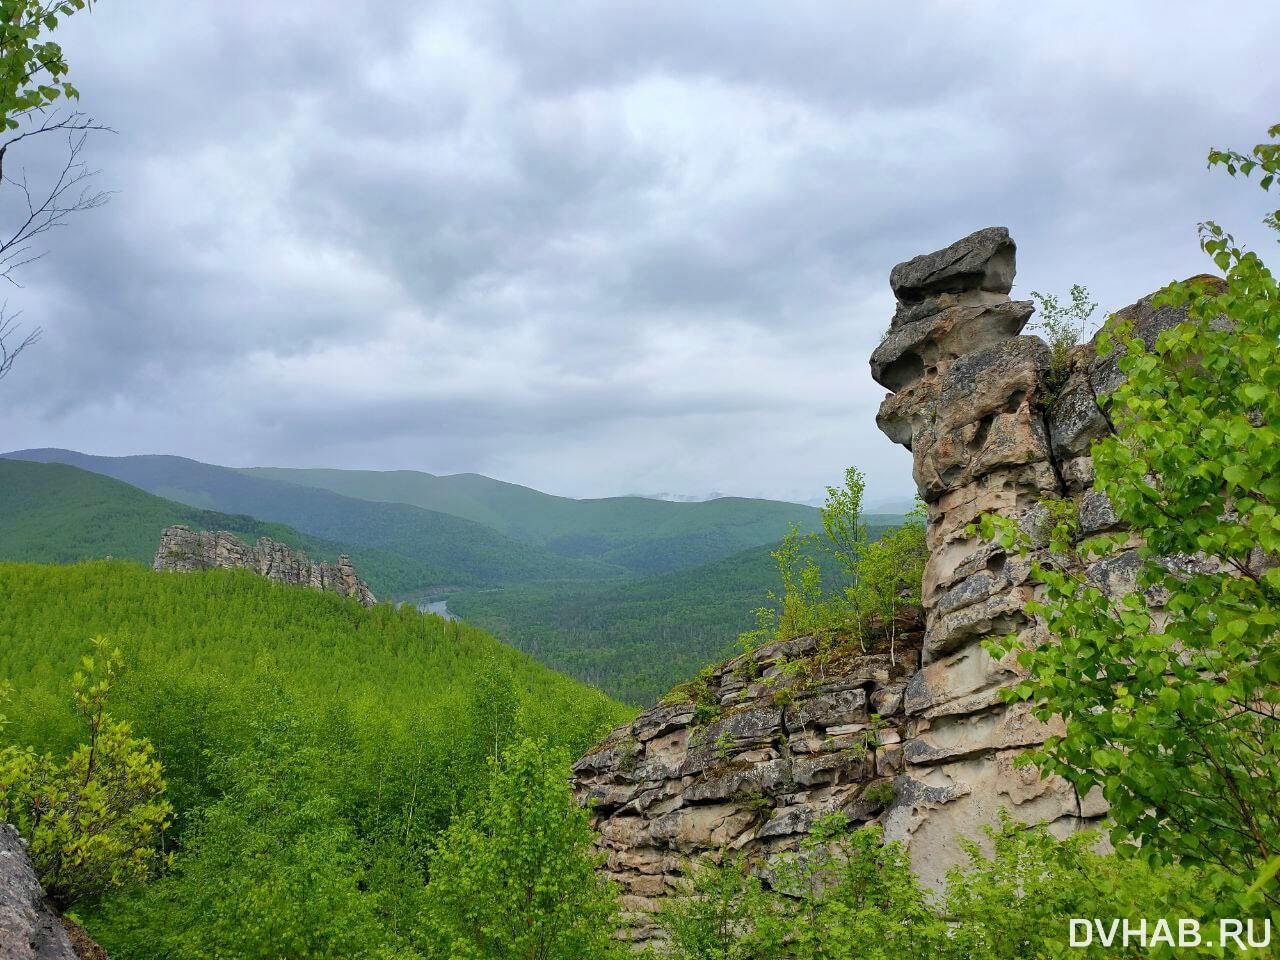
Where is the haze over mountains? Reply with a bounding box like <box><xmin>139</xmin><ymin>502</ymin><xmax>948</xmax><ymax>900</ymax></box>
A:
<box><xmin>1</xmin><ymin>448</ymin><xmax>906</xmax><ymax>701</ymax></box>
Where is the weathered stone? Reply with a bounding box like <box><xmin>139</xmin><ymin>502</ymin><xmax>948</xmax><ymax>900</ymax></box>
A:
<box><xmin>1048</xmin><ymin>368</ymin><xmax>1111</xmax><ymax>461</ymax></box>
<box><xmin>153</xmin><ymin>525</ymin><xmax>376</xmax><ymax>606</ymax></box>
<box><xmin>889</xmin><ymin>226</ymin><xmax>1016</xmax><ymax>304</ymax></box>
<box><xmin>0</xmin><ymin>823</ymin><xmax>79</xmax><ymax>960</ymax></box>
<box><xmin>870</xmin><ymin>299</ymin><xmax>1033</xmax><ymax>391</ymax></box>
<box><xmin>784</xmin><ymin>688</ymin><xmax>867</xmax><ymax>733</ymax></box>
<box><xmin>1078</xmin><ymin>489</ymin><xmax>1118</xmax><ymax>533</ymax></box>
<box><xmin>1088</xmin><ymin>278</ymin><xmax>1221</xmax><ymax>400</ymax></box>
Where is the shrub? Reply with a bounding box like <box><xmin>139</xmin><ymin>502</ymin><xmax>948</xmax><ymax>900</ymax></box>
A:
<box><xmin>0</xmin><ymin>638</ymin><xmax>171</xmax><ymax>908</ymax></box>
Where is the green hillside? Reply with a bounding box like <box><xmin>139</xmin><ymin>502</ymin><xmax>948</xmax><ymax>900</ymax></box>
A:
<box><xmin>243</xmin><ymin>465</ymin><xmax>824</xmax><ymax>575</ymax></box>
<box><xmin>450</xmin><ymin>515</ymin><xmax>901</xmax><ymax>705</ymax></box>
<box><xmin>2</xmin><ymin>450</ymin><xmax>622</xmax><ymax>591</ymax></box>
<box><xmin>0</xmin><ymin>459</ymin><xmax>427</xmax><ymax>597</ymax></box>
<box><xmin>0</xmin><ymin>560</ymin><xmax>629</xmax><ymax>954</ymax></box>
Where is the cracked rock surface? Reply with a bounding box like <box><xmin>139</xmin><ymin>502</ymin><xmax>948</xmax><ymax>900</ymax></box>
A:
<box><xmin>153</xmin><ymin>524</ymin><xmax>377</xmax><ymax>607</ymax></box>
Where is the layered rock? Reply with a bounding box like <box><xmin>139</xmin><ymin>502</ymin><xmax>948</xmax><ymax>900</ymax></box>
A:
<box><xmin>574</xmin><ymin>227</ymin><xmax>1208</xmax><ymax>944</ymax></box>
<box><xmin>872</xmin><ymin>228</ymin><xmax>1204</xmax><ymax>885</ymax></box>
<box><xmin>573</xmin><ymin>619</ymin><xmax>923</xmax><ymax>945</ymax></box>
<box><xmin>0</xmin><ymin>823</ymin><xmax>79</xmax><ymax>960</ymax></box>
<box><xmin>153</xmin><ymin>525</ymin><xmax>376</xmax><ymax>607</ymax></box>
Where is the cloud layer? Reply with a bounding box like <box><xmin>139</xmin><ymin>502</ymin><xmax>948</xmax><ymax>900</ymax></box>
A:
<box><xmin>2</xmin><ymin>1</ymin><xmax>1277</xmax><ymax>503</ymax></box>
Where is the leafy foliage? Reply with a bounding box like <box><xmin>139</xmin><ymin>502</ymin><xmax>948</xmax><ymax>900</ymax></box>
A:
<box><xmin>739</xmin><ymin>467</ymin><xmax>926</xmax><ymax>657</ymax></box>
<box><xmin>977</xmin><ymin>124</ymin><xmax>1280</xmax><ymax>913</ymax></box>
<box><xmin>654</xmin><ymin>815</ymin><xmax>1214</xmax><ymax>960</ymax></box>
<box><xmin>1029</xmin><ymin>284</ymin><xmax>1099</xmax><ymax>401</ymax></box>
<box><xmin>0</xmin><ymin>637</ymin><xmax>170</xmax><ymax>908</ymax></box>
<box><xmin>419</xmin><ymin>739</ymin><xmax>622</xmax><ymax>959</ymax></box>
<box><xmin>0</xmin><ymin>0</ymin><xmax>90</xmax><ymax>128</ymax></box>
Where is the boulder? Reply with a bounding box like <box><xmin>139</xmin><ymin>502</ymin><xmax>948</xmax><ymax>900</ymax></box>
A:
<box><xmin>889</xmin><ymin>226</ymin><xmax>1016</xmax><ymax>304</ymax></box>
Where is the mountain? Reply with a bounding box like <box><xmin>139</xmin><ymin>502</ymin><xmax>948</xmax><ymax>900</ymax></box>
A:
<box><xmin>241</xmin><ymin>466</ymin><xmax>821</xmax><ymax>575</ymax></box>
<box><xmin>451</xmin><ymin>512</ymin><xmax>903</xmax><ymax>705</ymax></box>
<box><xmin>2</xmin><ymin>450</ymin><xmax>622</xmax><ymax>592</ymax></box>
<box><xmin>0</xmin><ymin>459</ymin><xmax>427</xmax><ymax>597</ymax></box>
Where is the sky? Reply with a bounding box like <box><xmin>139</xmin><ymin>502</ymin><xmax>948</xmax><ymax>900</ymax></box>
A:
<box><xmin>1</xmin><ymin>2</ymin><xmax>1277</xmax><ymax>505</ymax></box>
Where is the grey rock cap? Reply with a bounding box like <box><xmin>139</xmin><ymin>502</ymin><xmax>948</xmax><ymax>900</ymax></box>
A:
<box><xmin>889</xmin><ymin>226</ymin><xmax>1015</xmax><ymax>304</ymax></box>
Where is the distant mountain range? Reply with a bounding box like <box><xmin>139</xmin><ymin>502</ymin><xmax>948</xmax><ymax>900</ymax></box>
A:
<box><xmin>0</xmin><ymin>448</ymin><xmax>910</xmax><ymax>703</ymax></box>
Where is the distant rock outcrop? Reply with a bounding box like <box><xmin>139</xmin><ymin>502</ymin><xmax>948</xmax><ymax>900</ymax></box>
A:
<box><xmin>574</xmin><ymin>227</ymin><xmax>1208</xmax><ymax>943</ymax></box>
<box><xmin>0</xmin><ymin>823</ymin><xmax>79</xmax><ymax>960</ymax></box>
<box><xmin>153</xmin><ymin>525</ymin><xmax>376</xmax><ymax>607</ymax></box>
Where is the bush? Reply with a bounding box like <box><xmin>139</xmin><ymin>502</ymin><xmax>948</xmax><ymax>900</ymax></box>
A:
<box><xmin>418</xmin><ymin>738</ymin><xmax>623</xmax><ymax>959</ymax></box>
<box><xmin>0</xmin><ymin>638</ymin><xmax>171</xmax><ymax>908</ymax></box>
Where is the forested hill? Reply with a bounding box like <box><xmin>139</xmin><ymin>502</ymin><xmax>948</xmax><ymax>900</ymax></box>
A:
<box><xmin>244</xmin><ymin>465</ymin><xmax>824</xmax><ymax>574</ymax></box>
<box><xmin>0</xmin><ymin>560</ymin><xmax>629</xmax><ymax>953</ymax></box>
<box><xmin>2</xmin><ymin>450</ymin><xmax>623</xmax><ymax>591</ymax></box>
<box><xmin>451</xmin><ymin>514</ymin><xmax>902</xmax><ymax>705</ymax></box>
<box><xmin>0</xmin><ymin>459</ymin><xmax>426</xmax><ymax>597</ymax></box>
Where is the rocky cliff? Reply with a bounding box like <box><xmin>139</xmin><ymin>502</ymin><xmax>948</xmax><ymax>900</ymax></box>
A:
<box><xmin>153</xmin><ymin>525</ymin><xmax>376</xmax><ymax>607</ymax></box>
<box><xmin>573</xmin><ymin>227</ymin><xmax>1203</xmax><ymax>943</ymax></box>
<box><xmin>573</xmin><ymin>616</ymin><xmax>924</xmax><ymax>944</ymax></box>
<box><xmin>0</xmin><ymin>823</ymin><xmax>81</xmax><ymax>960</ymax></box>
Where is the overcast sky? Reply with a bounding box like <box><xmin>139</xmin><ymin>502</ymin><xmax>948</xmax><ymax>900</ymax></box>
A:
<box><xmin>1</xmin><ymin>2</ymin><xmax>1276</xmax><ymax>504</ymax></box>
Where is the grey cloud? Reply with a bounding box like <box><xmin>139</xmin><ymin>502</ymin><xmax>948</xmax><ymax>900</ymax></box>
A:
<box><xmin>1</xmin><ymin>0</ymin><xmax>1277</xmax><ymax>503</ymax></box>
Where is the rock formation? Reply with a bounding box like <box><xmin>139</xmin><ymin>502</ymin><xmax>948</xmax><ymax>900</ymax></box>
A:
<box><xmin>0</xmin><ymin>823</ymin><xmax>79</xmax><ymax>960</ymax></box>
<box><xmin>573</xmin><ymin>226</ymin><xmax>1204</xmax><ymax>943</ymax></box>
<box><xmin>153</xmin><ymin>525</ymin><xmax>376</xmax><ymax>607</ymax></box>
<box><xmin>573</xmin><ymin>617</ymin><xmax>924</xmax><ymax>945</ymax></box>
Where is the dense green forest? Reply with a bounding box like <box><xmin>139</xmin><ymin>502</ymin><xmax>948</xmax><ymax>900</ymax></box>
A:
<box><xmin>2</xmin><ymin>450</ymin><xmax>624</xmax><ymax>590</ymax></box>
<box><xmin>2</xmin><ymin>451</ymin><xmax>910</xmax><ymax>701</ymax></box>
<box><xmin>245</xmin><ymin>465</ymin><xmax>828</xmax><ymax>573</ymax></box>
<box><xmin>0</xmin><ymin>560</ymin><xmax>629</xmax><ymax>956</ymax></box>
<box><xmin>451</xmin><ymin>516</ymin><xmax>901</xmax><ymax>705</ymax></box>
<box><xmin>0</xmin><ymin>459</ymin><xmax>429</xmax><ymax>597</ymax></box>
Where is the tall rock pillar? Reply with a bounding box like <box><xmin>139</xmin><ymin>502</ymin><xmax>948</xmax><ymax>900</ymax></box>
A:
<box><xmin>870</xmin><ymin>227</ymin><xmax>1103</xmax><ymax>883</ymax></box>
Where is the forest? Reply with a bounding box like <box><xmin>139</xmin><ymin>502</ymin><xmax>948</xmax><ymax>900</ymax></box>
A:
<box><xmin>2</xmin><ymin>2</ymin><xmax>1279</xmax><ymax>958</ymax></box>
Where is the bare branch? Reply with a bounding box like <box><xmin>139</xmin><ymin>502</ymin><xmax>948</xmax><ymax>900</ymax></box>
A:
<box><xmin>0</xmin><ymin>306</ymin><xmax>41</xmax><ymax>381</ymax></box>
<box><xmin>0</xmin><ymin>121</ymin><xmax>113</xmax><ymax>288</ymax></box>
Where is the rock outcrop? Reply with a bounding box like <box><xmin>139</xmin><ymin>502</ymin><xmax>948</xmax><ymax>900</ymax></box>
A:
<box><xmin>0</xmin><ymin>823</ymin><xmax>79</xmax><ymax>960</ymax></box>
<box><xmin>870</xmin><ymin>229</ymin><xmax>1207</xmax><ymax>885</ymax></box>
<box><xmin>573</xmin><ymin>227</ymin><xmax>1206</xmax><ymax>943</ymax></box>
<box><xmin>153</xmin><ymin>525</ymin><xmax>376</xmax><ymax>607</ymax></box>
<box><xmin>573</xmin><ymin>617</ymin><xmax>924</xmax><ymax>945</ymax></box>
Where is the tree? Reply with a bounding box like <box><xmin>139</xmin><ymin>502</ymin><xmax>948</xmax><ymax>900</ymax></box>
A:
<box><xmin>419</xmin><ymin>738</ymin><xmax>622</xmax><ymax>959</ymax></box>
<box><xmin>0</xmin><ymin>637</ymin><xmax>172</xmax><ymax>908</ymax></box>
<box><xmin>978</xmin><ymin>123</ymin><xmax>1280</xmax><ymax>912</ymax></box>
<box><xmin>851</xmin><ymin>502</ymin><xmax>926</xmax><ymax>665</ymax></box>
<box><xmin>0</xmin><ymin>0</ymin><xmax>108</xmax><ymax>380</ymax></box>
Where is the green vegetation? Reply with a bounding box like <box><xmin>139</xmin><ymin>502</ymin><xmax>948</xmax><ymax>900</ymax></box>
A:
<box><xmin>3</xmin><ymin>451</ymin><xmax>624</xmax><ymax>591</ymax></box>
<box><xmin>244</xmin><ymin>465</ymin><xmax>824</xmax><ymax>575</ymax></box>
<box><xmin>739</xmin><ymin>467</ymin><xmax>927</xmax><ymax>660</ymax></box>
<box><xmin>0</xmin><ymin>559</ymin><xmax>629</xmax><ymax>955</ymax></box>
<box><xmin>2</xmin><ymin>454</ymin><xmax>907</xmax><ymax>704</ymax></box>
<box><xmin>0</xmin><ymin>458</ymin><xmax>428</xmax><ymax>597</ymax></box>
<box><xmin>652</xmin><ymin>814</ymin><xmax>1208</xmax><ymax>960</ymax></box>
<box><xmin>421</xmin><ymin>739</ymin><xmax>621</xmax><ymax>959</ymax></box>
<box><xmin>978</xmin><ymin>124</ymin><xmax>1280</xmax><ymax>914</ymax></box>
<box><xmin>1029</xmin><ymin>283</ymin><xmax>1099</xmax><ymax>401</ymax></box>
<box><xmin>0</xmin><ymin>638</ymin><xmax>171</xmax><ymax>908</ymax></box>
<box><xmin>451</xmin><ymin>517</ymin><xmax>902</xmax><ymax>706</ymax></box>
